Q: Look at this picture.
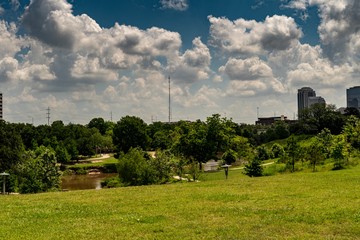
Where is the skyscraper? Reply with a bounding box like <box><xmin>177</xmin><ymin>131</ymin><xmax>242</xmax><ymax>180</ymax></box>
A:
<box><xmin>347</xmin><ymin>86</ymin><xmax>360</xmax><ymax>109</ymax></box>
<box><xmin>297</xmin><ymin>87</ymin><xmax>316</xmax><ymax>116</ymax></box>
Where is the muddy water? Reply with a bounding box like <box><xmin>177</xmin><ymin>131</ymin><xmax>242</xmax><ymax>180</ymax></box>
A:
<box><xmin>61</xmin><ymin>173</ymin><xmax>117</xmax><ymax>191</ymax></box>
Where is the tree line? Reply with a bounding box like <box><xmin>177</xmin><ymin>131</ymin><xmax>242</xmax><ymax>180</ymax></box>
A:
<box><xmin>0</xmin><ymin>104</ymin><xmax>359</xmax><ymax>192</ymax></box>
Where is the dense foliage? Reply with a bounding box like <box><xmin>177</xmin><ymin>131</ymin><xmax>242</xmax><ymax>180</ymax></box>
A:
<box><xmin>0</xmin><ymin>104</ymin><xmax>359</xmax><ymax>190</ymax></box>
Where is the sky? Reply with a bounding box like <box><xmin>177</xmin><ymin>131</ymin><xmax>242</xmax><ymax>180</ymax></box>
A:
<box><xmin>0</xmin><ymin>0</ymin><xmax>359</xmax><ymax>125</ymax></box>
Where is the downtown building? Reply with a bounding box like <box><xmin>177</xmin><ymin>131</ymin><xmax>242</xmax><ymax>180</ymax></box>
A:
<box><xmin>347</xmin><ymin>86</ymin><xmax>360</xmax><ymax>110</ymax></box>
<box><xmin>297</xmin><ymin>87</ymin><xmax>325</xmax><ymax>118</ymax></box>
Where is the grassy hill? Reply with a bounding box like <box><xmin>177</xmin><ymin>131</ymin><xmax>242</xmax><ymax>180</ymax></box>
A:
<box><xmin>1</xmin><ymin>165</ymin><xmax>360</xmax><ymax>239</ymax></box>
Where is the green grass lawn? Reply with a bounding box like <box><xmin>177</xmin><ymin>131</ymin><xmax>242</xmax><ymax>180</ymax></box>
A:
<box><xmin>1</xmin><ymin>165</ymin><xmax>360</xmax><ymax>239</ymax></box>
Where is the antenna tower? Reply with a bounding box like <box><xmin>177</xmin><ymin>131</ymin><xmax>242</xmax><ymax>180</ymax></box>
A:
<box><xmin>168</xmin><ymin>76</ymin><xmax>171</xmax><ymax>123</ymax></box>
<box><xmin>46</xmin><ymin>107</ymin><xmax>50</xmax><ymax>125</ymax></box>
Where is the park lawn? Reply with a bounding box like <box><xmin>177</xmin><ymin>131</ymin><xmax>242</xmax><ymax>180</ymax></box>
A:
<box><xmin>1</xmin><ymin>166</ymin><xmax>360</xmax><ymax>239</ymax></box>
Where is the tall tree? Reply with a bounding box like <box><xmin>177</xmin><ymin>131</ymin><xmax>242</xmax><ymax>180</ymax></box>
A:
<box><xmin>88</xmin><ymin>117</ymin><xmax>107</xmax><ymax>135</ymax></box>
<box><xmin>286</xmin><ymin>135</ymin><xmax>299</xmax><ymax>172</ymax></box>
<box><xmin>113</xmin><ymin>116</ymin><xmax>149</xmax><ymax>153</ymax></box>
<box><xmin>0</xmin><ymin>121</ymin><xmax>24</xmax><ymax>172</ymax></box>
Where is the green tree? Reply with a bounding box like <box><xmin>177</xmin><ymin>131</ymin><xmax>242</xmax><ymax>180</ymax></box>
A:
<box><xmin>0</xmin><ymin>121</ymin><xmax>25</xmax><ymax>172</ymax></box>
<box><xmin>113</xmin><ymin>116</ymin><xmax>149</xmax><ymax>153</ymax></box>
<box><xmin>117</xmin><ymin>148</ymin><xmax>157</xmax><ymax>186</ymax></box>
<box><xmin>14</xmin><ymin>146</ymin><xmax>61</xmax><ymax>194</ymax></box>
<box><xmin>271</xmin><ymin>143</ymin><xmax>284</xmax><ymax>159</ymax></box>
<box><xmin>172</xmin><ymin>120</ymin><xmax>209</xmax><ymax>169</ymax></box>
<box><xmin>256</xmin><ymin>145</ymin><xmax>271</xmax><ymax>160</ymax></box>
<box><xmin>244</xmin><ymin>157</ymin><xmax>263</xmax><ymax>177</ymax></box>
<box><xmin>307</xmin><ymin>140</ymin><xmax>325</xmax><ymax>172</ymax></box>
<box><xmin>285</xmin><ymin>135</ymin><xmax>299</xmax><ymax>172</ymax></box>
<box><xmin>150</xmin><ymin>150</ymin><xmax>174</xmax><ymax>183</ymax></box>
<box><xmin>332</xmin><ymin>135</ymin><xmax>350</xmax><ymax>170</ymax></box>
<box><xmin>88</xmin><ymin>117</ymin><xmax>107</xmax><ymax>135</ymax></box>
<box><xmin>222</xmin><ymin>149</ymin><xmax>237</xmax><ymax>165</ymax></box>
<box><xmin>206</xmin><ymin>114</ymin><xmax>235</xmax><ymax>158</ymax></box>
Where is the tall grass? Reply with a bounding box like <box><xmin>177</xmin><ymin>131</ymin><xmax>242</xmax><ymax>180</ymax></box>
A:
<box><xmin>1</xmin><ymin>165</ymin><xmax>360</xmax><ymax>239</ymax></box>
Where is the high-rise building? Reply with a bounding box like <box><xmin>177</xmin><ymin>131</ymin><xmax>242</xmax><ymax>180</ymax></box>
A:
<box><xmin>297</xmin><ymin>87</ymin><xmax>316</xmax><ymax>116</ymax></box>
<box><xmin>347</xmin><ymin>86</ymin><xmax>360</xmax><ymax>109</ymax></box>
<box><xmin>0</xmin><ymin>93</ymin><xmax>2</xmax><ymax>120</ymax></box>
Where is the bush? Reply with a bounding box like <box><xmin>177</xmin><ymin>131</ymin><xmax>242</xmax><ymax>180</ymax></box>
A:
<box><xmin>101</xmin><ymin>177</ymin><xmax>122</xmax><ymax>188</ymax></box>
<box><xmin>243</xmin><ymin>158</ymin><xmax>263</xmax><ymax>177</ymax></box>
<box><xmin>117</xmin><ymin>148</ymin><xmax>158</xmax><ymax>186</ymax></box>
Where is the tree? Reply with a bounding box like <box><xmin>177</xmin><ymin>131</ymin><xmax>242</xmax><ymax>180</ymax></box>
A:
<box><xmin>117</xmin><ymin>148</ymin><xmax>157</xmax><ymax>186</ymax></box>
<box><xmin>14</xmin><ymin>146</ymin><xmax>61</xmax><ymax>194</ymax></box>
<box><xmin>172</xmin><ymin>120</ymin><xmax>209</xmax><ymax>169</ymax></box>
<box><xmin>150</xmin><ymin>150</ymin><xmax>173</xmax><ymax>183</ymax></box>
<box><xmin>88</xmin><ymin>117</ymin><xmax>107</xmax><ymax>135</ymax></box>
<box><xmin>271</xmin><ymin>143</ymin><xmax>284</xmax><ymax>159</ymax></box>
<box><xmin>286</xmin><ymin>135</ymin><xmax>299</xmax><ymax>172</ymax></box>
<box><xmin>343</xmin><ymin>116</ymin><xmax>360</xmax><ymax>150</ymax></box>
<box><xmin>229</xmin><ymin>136</ymin><xmax>253</xmax><ymax>161</ymax></box>
<box><xmin>0</xmin><ymin>121</ymin><xmax>25</xmax><ymax>172</ymax></box>
<box><xmin>332</xmin><ymin>135</ymin><xmax>350</xmax><ymax>170</ymax></box>
<box><xmin>113</xmin><ymin>116</ymin><xmax>149</xmax><ymax>153</ymax></box>
<box><xmin>222</xmin><ymin>149</ymin><xmax>237</xmax><ymax>165</ymax></box>
<box><xmin>206</xmin><ymin>114</ymin><xmax>235</xmax><ymax>158</ymax></box>
<box><xmin>256</xmin><ymin>145</ymin><xmax>271</xmax><ymax>161</ymax></box>
<box><xmin>244</xmin><ymin>157</ymin><xmax>263</xmax><ymax>177</ymax></box>
<box><xmin>344</xmin><ymin>107</ymin><xmax>360</xmax><ymax>118</ymax></box>
<box><xmin>307</xmin><ymin>140</ymin><xmax>325</xmax><ymax>172</ymax></box>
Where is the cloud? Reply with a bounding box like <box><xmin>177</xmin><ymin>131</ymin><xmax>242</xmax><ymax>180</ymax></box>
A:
<box><xmin>21</xmin><ymin>0</ymin><xmax>101</xmax><ymax>49</ymax></box>
<box><xmin>168</xmin><ymin>37</ymin><xmax>211</xmax><ymax>84</ymax></box>
<box><xmin>219</xmin><ymin>57</ymin><xmax>286</xmax><ymax>96</ymax></box>
<box><xmin>219</xmin><ymin>57</ymin><xmax>272</xmax><ymax>81</ymax></box>
<box><xmin>160</xmin><ymin>0</ymin><xmax>188</xmax><ymax>11</ymax></box>
<box><xmin>208</xmin><ymin>15</ymin><xmax>302</xmax><ymax>56</ymax></box>
<box><xmin>285</xmin><ymin>0</ymin><xmax>360</xmax><ymax>63</ymax></box>
<box><xmin>283</xmin><ymin>0</ymin><xmax>308</xmax><ymax>10</ymax></box>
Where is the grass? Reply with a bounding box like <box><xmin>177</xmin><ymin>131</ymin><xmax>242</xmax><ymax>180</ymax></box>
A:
<box><xmin>1</xmin><ymin>165</ymin><xmax>360</xmax><ymax>239</ymax></box>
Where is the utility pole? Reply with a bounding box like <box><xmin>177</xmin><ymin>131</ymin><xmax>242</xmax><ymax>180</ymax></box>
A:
<box><xmin>168</xmin><ymin>76</ymin><xmax>171</xmax><ymax>124</ymax></box>
<box><xmin>46</xmin><ymin>107</ymin><xmax>50</xmax><ymax>125</ymax></box>
<box><xmin>110</xmin><ymin>111</ymin><xmax>113</xmax><ymax>122</ymax></box>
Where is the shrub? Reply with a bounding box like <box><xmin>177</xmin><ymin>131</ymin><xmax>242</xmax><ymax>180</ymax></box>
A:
<box><xmin>243</xmin><ymin>158</ymin><xmax>263</xmax><ymax>177</ymax></box>
<box><xmin>117</xmin><ymin>148</ymin><xmax>158</xmax><ymax>186</ymax></box>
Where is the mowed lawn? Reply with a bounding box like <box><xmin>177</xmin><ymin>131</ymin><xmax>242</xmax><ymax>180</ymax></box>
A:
<box><xmin>1</xmin><ymin>166</ymin><xmax>360</xmax><ymax>240</ymax></box>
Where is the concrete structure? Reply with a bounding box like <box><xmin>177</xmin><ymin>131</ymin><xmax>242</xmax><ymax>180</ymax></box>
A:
<box><xmin>308</xmin><ymin>96</ymin><xmax>326</xmax><ymax>107</ymax></box>
<box><xmin>297</xmin><ymin>87</ymin><xmax>316</xmax><ymax>115</ymax></box>
<box><xmin>347</xmin><ymin>86</ymin><xmax>360</xmax><ymax>109</ymax></box>
<box><xmin>0</xmin><ymin>93</ymin><xmax>2</xmax><ymax>120</ymax></box>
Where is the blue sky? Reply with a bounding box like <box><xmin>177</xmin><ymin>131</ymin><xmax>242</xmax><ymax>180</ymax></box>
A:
<box><xmin>0</xmin><ymin>0</ymin><xmax>359</xmax><ymax>125</ymax></box>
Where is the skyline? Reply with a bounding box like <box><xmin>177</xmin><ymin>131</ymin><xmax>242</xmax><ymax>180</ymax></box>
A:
<box><xmin>0</xmin><ymin>0</ymin><xmax>359</xmax><ymax>125</ymax></box>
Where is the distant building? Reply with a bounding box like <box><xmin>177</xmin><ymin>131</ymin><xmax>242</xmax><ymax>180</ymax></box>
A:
<box><xmin>297</xmin><ymin>87</ymin><xmax>316</xmax><ymax>115</ymax></box>
<box><xmin>347</xmin><ymin>86</ymin><xmax>360</xmax><ymax>109</ymax></box>
<box><xmin>297</xmin><ymin>87</ymin><xmax>326</xmax><ymax>118</ymax></box>
<box><xmin>255</xmin><ymin>115</ymin><xmax>295</xmax><ymax>125</ymax></box>
<box><xmin>308</xmin><ymin>96</ymin><xmax>326</xmax><ymax>107</ymax></box>
<box><xmin>0</xmin><ymin>93</ymin><xmax>2</xmax><ymax>120</ymax></box>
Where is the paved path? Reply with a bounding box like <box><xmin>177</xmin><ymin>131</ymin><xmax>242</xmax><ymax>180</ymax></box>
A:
<box><xmin>77</xmin><ymin>154</ymin><xmax>111</xmax><ymax>163</ymax></box>
<box><xmin>230</xmin><ymin>161</ymin><xmax>275</xmax><ymax>171</ymax></box>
